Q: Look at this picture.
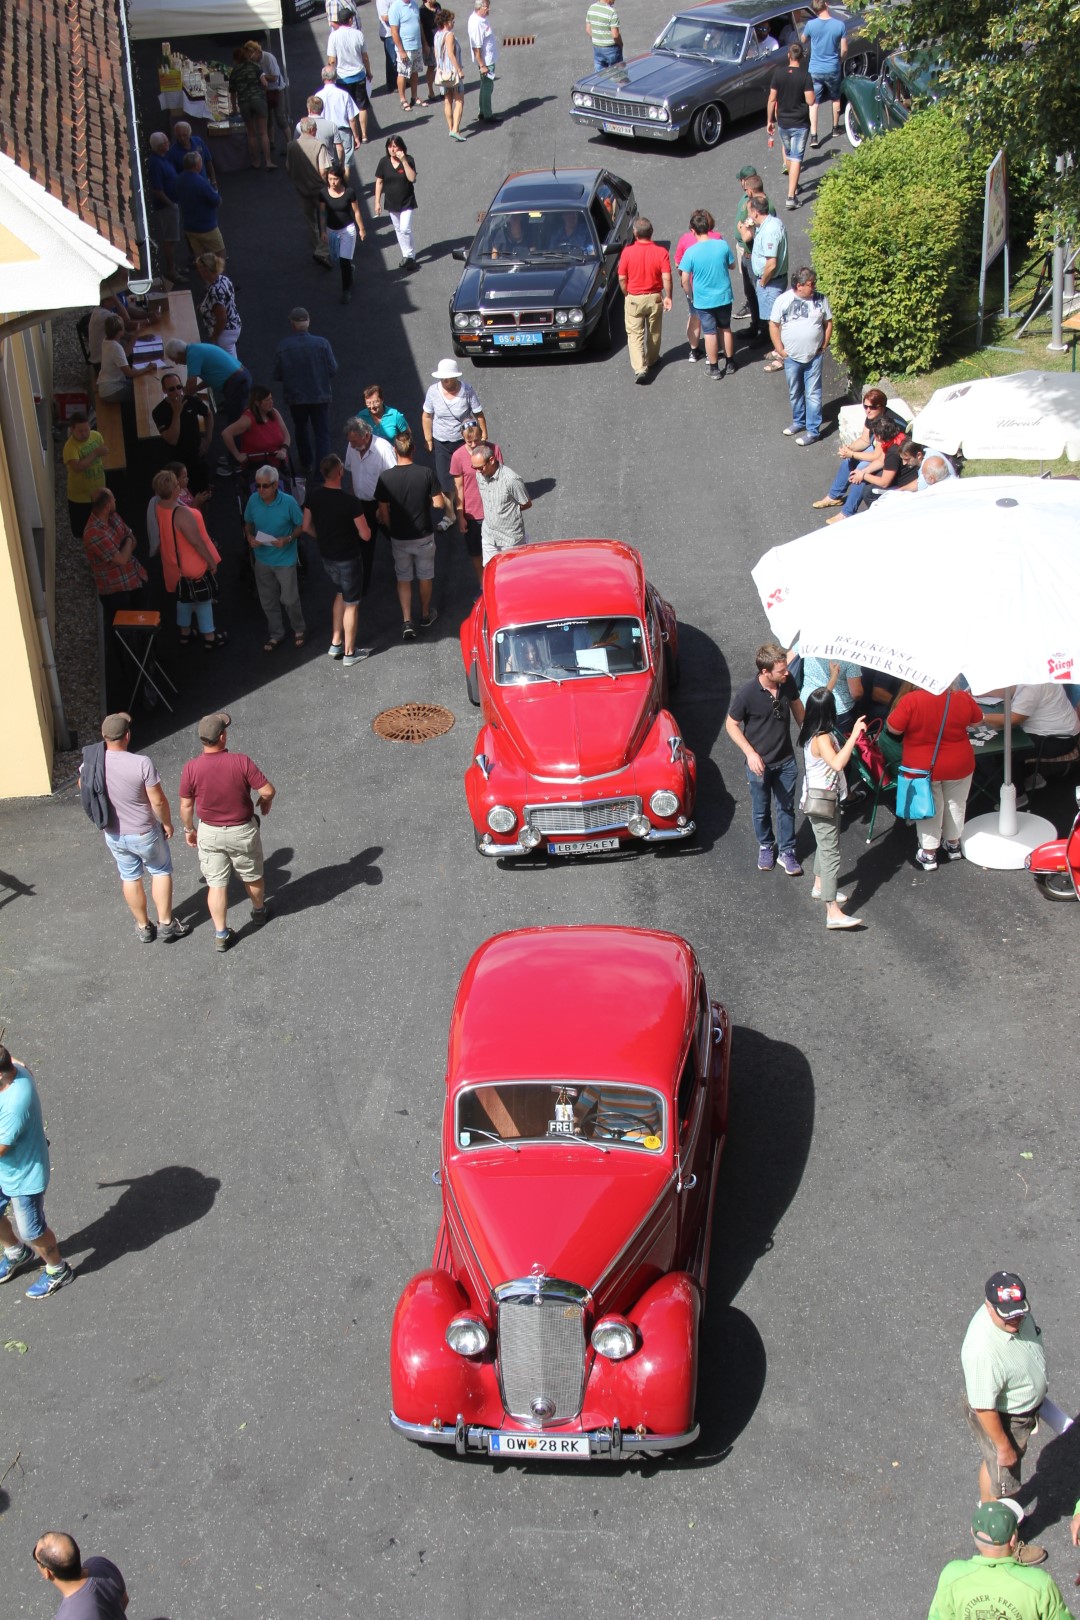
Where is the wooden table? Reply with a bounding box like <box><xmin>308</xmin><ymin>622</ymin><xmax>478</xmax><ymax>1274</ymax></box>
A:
<box><xmin>134</xmin><ymin>291</ymin><xmax>201</xmax><ymax>440</ymax></box>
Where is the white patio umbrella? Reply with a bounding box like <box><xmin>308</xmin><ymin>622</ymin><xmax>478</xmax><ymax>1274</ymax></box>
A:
<box><xmin>751</xmin><ymin>477</ymin><xmax>1080</xmax><ymax>868</ymax></box>
<box><xmin>911</xmin><ymin>370</ymin><xmax>1080</xmax><ymax>463</ymax></box>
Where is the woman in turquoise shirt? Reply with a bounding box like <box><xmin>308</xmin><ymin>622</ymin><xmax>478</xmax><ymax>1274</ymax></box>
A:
<box><xmin>243</xmin><ymin>465</ymin><xmax>306</xmax><ymax>651</ymax></box>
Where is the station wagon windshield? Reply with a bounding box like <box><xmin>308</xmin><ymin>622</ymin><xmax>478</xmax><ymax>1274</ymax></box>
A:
<box><xmin>456</xmin><ymin>1082</ymin><xmax>666</xmax><ymax>1150</ymax></box>
<box><xmin>472</xmin><ymin>210</ymin><xmax>597</xmax><ymax>262</ymax></box>
<box><xmin>493</xmin><ymin>617</ymin><xmax>647</xmax><ymax>683</ymax></box>
<box><xmin>655</xmin><ymin>17</ymin><xmax>747</xmax><ymax>61</ymax></box>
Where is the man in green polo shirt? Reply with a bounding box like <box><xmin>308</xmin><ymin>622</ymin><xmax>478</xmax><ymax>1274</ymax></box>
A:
<box><xmin>962</xmin><ymin>1270</ymin><xmax>1049</xmax><ymax>1563</ymax></box>
<box><xmin>927</xmin><ymin>1501</ymin><xmax>1072</xmax><ymax>1620</ymax></box>
<box><xmin>585</xmin><ymin>0</ymin><xmax>622</xmax><ymax>70</ymax></box>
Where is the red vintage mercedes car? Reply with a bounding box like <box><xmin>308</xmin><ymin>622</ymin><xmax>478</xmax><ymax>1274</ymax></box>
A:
<box><xmin>389</xmin><ymin>925</ymin><xmax>731</xmax><ymax>1460</ymax></box>
<box><xmin>459</xmin><ymin>539</ymin><xmax>697</xmax><ymax>857</ymax></box>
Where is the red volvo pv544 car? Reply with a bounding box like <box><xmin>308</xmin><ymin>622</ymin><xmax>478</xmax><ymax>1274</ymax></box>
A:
<box><xmin>389</xmin><ymin>925</ymin><xmax>731</xmax><ymax>1460</ymax></box>
<box><xmin>459</xmin><ymin>539</ymin><xmax>697</xmax><ymax>857</ymax></box>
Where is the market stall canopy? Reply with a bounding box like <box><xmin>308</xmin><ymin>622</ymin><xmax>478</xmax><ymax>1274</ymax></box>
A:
<box><xmin>127</xmin><ymin>0</ymin><xmax>283</xmax><ymax>38</ymax></box>
<box><xmin>911</xmin><ymin>371</ymin><xmax>1080</xmax><ymax>462</ymax></box>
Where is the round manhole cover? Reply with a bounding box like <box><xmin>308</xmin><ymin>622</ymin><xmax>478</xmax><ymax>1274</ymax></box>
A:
<box><xmin>372</xmin><ymin>703</ymin><xmax>456</xmax><ymax>744</ymax></box>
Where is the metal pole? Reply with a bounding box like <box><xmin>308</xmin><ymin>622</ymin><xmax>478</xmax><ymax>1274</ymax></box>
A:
<box><xmin>998</xmin><ymin>687</ymin><xmax>1018</xmax><ymax>837</ymax></box>
<box><xmin>1049</xmin><ymin>238</ymin><xmax>1067</xmax><ymax>352</ymax></box>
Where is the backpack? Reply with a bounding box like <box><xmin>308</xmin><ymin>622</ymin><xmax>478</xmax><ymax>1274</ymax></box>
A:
<box><xmin>79</xmin><ymin>742</ymin><xmax>112</xmax><ymax>829</ymax></box>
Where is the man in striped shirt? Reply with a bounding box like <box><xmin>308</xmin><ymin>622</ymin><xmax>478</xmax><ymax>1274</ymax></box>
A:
<box><xmin>585</xmin><ymin>0</ymin><xmax>622</xmax><ymax>71</ymax></box>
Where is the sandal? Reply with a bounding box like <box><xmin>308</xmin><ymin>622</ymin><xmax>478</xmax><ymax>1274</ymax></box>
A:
<box><xmin>763</xmin><ymin>358</ymin><xmax>784</xmax><ymax>372</ymax></box>
<box><xmin>178</xmin><ymin>629</ymin><xmax>193</xmax><ymax>647</ymax></box>
<box><xmin>264</xmin><ymin>637</ymin><xmax>283</xmax><ymax>654</ymax></box>
<box><xmin>202</xmin><ymin>630</ymin><xmax>229</xmax><ymax>649</ymax></box>
<box><xmin>294</xmin><ymin>633</ymin><xmax>306</xmax><ymax>648</ymax></box>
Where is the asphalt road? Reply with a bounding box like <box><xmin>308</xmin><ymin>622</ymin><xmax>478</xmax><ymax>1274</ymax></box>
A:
<box><xmin>3</xmin><ymin>3</ymin><xmax>1080</xmax><ymax>1616</ymax></box>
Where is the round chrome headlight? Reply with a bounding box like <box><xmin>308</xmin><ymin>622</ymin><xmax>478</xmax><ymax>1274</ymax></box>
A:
<box><xmin>520</xmin><ymin>824</ymin><xmax>542</xmax><ymax>849</ymax></box>
<box><xmin>579</xmin><ymin>93</ymin><xmax>593</xmax><ymax>109</ymax></box>
<box><xmin>487</xmin><ymin>805</ymin><xmax>517</xmax><ymax>834</ymax></box>
<box><xmin>655</xmin><ymin>105</ymin><xmax>670</xmax><ymax>122</ymax></box>
<box><xmin>568</xmin><ymin>307</ymin><xmax>585</xmax><ymax>324</ymax></box>
<box><xmin>453</xmin><ymin>312</ymin><xmax>472</xmax><ymax>331</ymax></box>
<box><xmin>446</xmin><ymin>1315</ymin><xmax>490</xmax><ymax>1357</ymax></box>
<box><xmin>627</xmin><ymin>813</ymin><xmax>651</xmax><ymax>838</ymax></box>
<box><xmin>650</xmin><ymin>790</ymin><xmax>680</xmax><ymax>819</ymax></box>
<box><xmin>554</xmin><ymin>309</ymin><xmax>569</xmax><ymax>324</ymax></box>
<box><xmin>647</xmin><ymin>106</ymin><xmax>659</xmax><ymax>120</ymax></box>
<box><xmin>572</xmin><ymin>92</ymin><xmax>584</xmax><ymax>107</ymax></box>
<box><xmin>591</xmin><ymin>1317</ymin><xmax>637</xmax><ymax>1360</ymax></box>
<box><xmin>468</xmin><ymin>314</ymin><xmax>483</xmax><ymax>330</ymax></box>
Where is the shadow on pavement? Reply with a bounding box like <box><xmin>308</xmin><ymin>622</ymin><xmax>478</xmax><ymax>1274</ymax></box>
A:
<box><xmin>263</xmin><ymin>843</ymin><xmax>384</xmax><ymax>914</ymax></box>
<box><xmin>63</xmin><ymin>1167</ymin><xmax>221</xmax><ymax>1278</ymax></box>
<box><xmin>1013</xmin><ymin>1415</ymin><xmax>1080</xmax><ymax>1540</ymax></box>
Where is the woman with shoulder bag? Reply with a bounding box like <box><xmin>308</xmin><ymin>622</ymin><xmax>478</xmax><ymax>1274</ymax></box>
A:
<box><xmin>434</xmin><ymin>12</ymin><xmax>466</xmax><ymax>141</ymax></box>
<box><xmin>798</xmin><ymin>686</ymin><xmax>868</xmax><ymax>930</ymax></box>
<box><xmin>887</xmin><ymin>682</ymin><xmax>983</xmax><ymax>871</ymax></box>
<box><xmin>152</xmin><ymin>468</ymin><xmax>226</xmax><ymax>649</ymax></box>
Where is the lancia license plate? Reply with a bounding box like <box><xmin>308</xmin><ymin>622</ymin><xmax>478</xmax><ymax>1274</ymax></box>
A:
<box><xmin>603</xmin><ymin>121</ymin><xmax>632</xmax><ymax>135</ymax></box>
<box><xmin>493</xmin><ymin>332</ymin><xmax>543</xmax><ymax>347</ymax></box>
<box><xmin>549</xmin><ymin>837</ymin><xmax>620</xmax><ymax>855</ymax></box>
<box><xmin>490</xmin><ymin>1432</ymin><xmax>591</xmax><ymax>1458</ymax></box>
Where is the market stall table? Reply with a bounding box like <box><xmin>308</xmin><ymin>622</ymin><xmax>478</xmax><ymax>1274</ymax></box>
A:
<box><xmin>968</xmin><ymin>724</ymin><xmax>1036</xmax><ymax>810</ymax></box>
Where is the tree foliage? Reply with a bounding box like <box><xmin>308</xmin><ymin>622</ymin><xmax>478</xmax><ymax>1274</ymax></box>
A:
<box><xmin>865</xmin><ymin>0</ymin><xmax>1080</xmax><ymax>243</ymax></box>
<box><xmin>808</xmin><ymin>108</ymin><xmax>989</xmax><ymax>376</ymax></box>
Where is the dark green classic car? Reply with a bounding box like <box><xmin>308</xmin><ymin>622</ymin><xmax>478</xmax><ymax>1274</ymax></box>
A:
<box><xmin>842</xmin><ymin>51</ymin><xmax>943</xmax><ymax>147</ymax></box>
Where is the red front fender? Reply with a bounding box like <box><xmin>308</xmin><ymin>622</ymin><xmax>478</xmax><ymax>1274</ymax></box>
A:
<box><xmin>1028</xmin><ymin>837</ymin><xmax>1069</xmax><ymax>876</ymax></box>
<box><xmin>582</xmin><ymin>1271</ymin><xmax>701</xmax><ymax>1435</ymax></box>
<box><xmin>390</xmin><ymin>1269</ymin><xmax>489</xmax><ymax>1426</ymax></box>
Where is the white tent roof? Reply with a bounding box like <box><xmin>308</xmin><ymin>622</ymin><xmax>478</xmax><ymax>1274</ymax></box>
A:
<box><xmin>127</xmin><ymin>0</ymin><xmax>283</xmax><ymax>40</ymax></box>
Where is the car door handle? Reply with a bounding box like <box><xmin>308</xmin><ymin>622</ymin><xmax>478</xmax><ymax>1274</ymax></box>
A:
<box><xmin>678</xmin><ymin>1173</ymin><xmax>698</xmax><ymax>1193</ymax></box>
<box><xmin>432</xmin><ymin>1169</ymin><xmax>442</xmax><ymax>1187</ymax></box>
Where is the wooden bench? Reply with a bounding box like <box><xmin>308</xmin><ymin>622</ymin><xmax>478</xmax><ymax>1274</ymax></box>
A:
<box><xmin>92</xmin><ymin>389</ymin><xmax>127</xmax><ymax>472</ymax></box>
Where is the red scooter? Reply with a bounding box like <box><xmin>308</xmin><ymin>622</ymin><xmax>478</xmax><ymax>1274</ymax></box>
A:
<box><xmin>1026</xmin><ymin>786</ymin><xmax>1080</xmax><ymax>900</ymax></box>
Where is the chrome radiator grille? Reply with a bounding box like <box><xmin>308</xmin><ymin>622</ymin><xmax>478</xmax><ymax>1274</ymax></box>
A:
<box><xmin>526</xmin><ymin>797</ymin><xmax>640</xmax><ymax>836</ymax></box>
<box><xmin>589</xmin><ymin>94</ymin><xmax>653</xmax><ymax>121</ymax></box>
<box><xmin>482</xmin><ymin>311</ymin><xmax>553</xmax><ymax>329</ymax></box>
<box><xmin>497</xmin><ymin>1286</ymin><xmax>587</xmax><ymax>1423</ymax></box>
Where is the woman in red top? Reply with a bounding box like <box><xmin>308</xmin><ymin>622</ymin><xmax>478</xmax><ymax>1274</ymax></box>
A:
<box><xmin>221</xmin><ymin>386</ymin><xmax>291</xmax><ymax>472</ymax></box>
<box><xmin>887</xmin><ymin>682</ymin><xmax>983</xmax><ymax>870</ymax></box>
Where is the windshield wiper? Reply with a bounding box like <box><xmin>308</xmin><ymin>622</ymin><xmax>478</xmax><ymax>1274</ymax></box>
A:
<box><xmin>462</xmin><ymin>1127</ymin><xmax>520</xmax><ymax>1151</ymax></box>
<box><xmin>531</xmin><ymin>247</ymin><xmax>587</xmax><ymax>262</ymax></box>
<box><xmin>554</xmin><ymin>1133</ymin><xmax>610</xmax><ymax>1155</ymax></box>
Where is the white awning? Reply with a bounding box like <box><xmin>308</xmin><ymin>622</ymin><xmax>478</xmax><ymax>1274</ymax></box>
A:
<box><xmin>0</xmin><ymin>155</ymin><xmax>128</xmax><ymax>319</ymax></box>
<box><xmin>126</xmin><ymin>0</ymin><xmax>283</xmax><ymax>40</ymax></box>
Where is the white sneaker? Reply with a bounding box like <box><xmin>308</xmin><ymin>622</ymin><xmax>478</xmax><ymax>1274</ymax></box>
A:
<box><xmin>812</xmin><ymin>886</ymin><xmax>848</xmax><ymax>902</ymax></box>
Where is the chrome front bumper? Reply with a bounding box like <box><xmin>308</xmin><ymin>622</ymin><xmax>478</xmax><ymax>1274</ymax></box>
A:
<box><xmin>477</xmin><ymin>821</ymin><xmax>696</xmax><ymax>857</ymax></box>
<box><xmin>570</xmin><ymin>112</ymin><xmax>682</xmax><ymax>143</ymax></box>
<box><xmin>390</xmin><ymin>1410</ymin><xmax>699</xmax><ymax>1457</ymax></box>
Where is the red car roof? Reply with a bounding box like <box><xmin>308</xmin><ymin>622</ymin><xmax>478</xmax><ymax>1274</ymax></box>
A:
<box><xmin>447</xmin><ymin>926</ymin><xmax>698</xmax><ymax>1096</ymax></box>
<box><xmin>483</xmin><ymin>539</ymin><xmax>646</xmax><ymax>628</ymax></box>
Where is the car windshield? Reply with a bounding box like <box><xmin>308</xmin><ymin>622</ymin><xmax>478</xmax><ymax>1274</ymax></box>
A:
<box><xmin>472</xmin><ymin>210</ymin><xmax>598</xmax><ymax>263</ymax></box>
<box><xmin>456</xmin><ymin>1082</ymin><xmax>667</xmax><ymax>1150</ymax></box>
<box><xmin>654</xmin><ymin>17</ymin><xmax>747</xmax><ymax>61</ymax></box>
<box><xmin>492</xmin><ymin>617</ymin><xmax>647</xmax><ymax>684</ymax></box>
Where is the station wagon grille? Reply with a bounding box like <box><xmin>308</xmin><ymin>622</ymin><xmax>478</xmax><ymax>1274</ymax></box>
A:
<box><xmin>526</xmin><ymin>797</ymin><xmax>640</xmax><ymax>836</ymax></box>
<box><xmin>588</xmin><ymin>93</ymin><xmax>654</xmax><ymax>121</ymax></box>
<box><xmin>482</xmin><ymin>310</ymin><xmax>553</xmax><ymax>329</ymax></box>
<box><xmin>497</xmin><ymin>1285</ymin><xmax>588</xmax><ymax>1423</ymax></box>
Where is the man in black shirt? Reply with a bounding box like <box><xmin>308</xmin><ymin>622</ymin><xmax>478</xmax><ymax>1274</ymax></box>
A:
<box><xmin>374</xmin><ymin>429</ymin><xmax>446</xmax><ymax>639</ymax></box>
<box><xmin>767</xmin><ymin>44</ymin><xmax>815</xmax><ymax>209</ymax></box>
<box><xmin>725</xmin><ymin>641</ymin><xmax>806</xmax><ymax>872</ymax></box>
<box><xmin>302</xmin><ymin>453</ymin><xmax>372</xmax><ymax>665</ymax></box>
<box><xmin>151</xmin><ymin>372</ymin><xmax>212</xmax><ymax>491</ymax></box>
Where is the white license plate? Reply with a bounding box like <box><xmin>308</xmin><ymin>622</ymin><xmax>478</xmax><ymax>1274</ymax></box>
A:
<box><xmin>602</xmin><ymin>121</ymin><xmax>632</xmax><ymax>135</ymax></box>
<box><xmin>493</xmin><ymin>332</ymin><xmax>543</xmax><ymax>347</ymax></box>
<box><xmin>490</xmin><ymin>1432</ymin><xmax>591</xmax><ymax>1458</ymax></box>
<box><xmin>549</xmin><ymin>837</ymin><xmax>621</xmax><ymax>855</ymax></box>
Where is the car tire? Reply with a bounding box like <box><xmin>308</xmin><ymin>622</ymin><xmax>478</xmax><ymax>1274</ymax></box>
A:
<box><xmin>1037</xmin><ymin>872</ymin><xmax>1077</xmax><ymax>901</ymax></box>
<box><xmin>843</xmin><ymin>102</ymin><xmax>864</xmax><ymax>148</ymax></box>
<box><xmin>664</xmin><ymin>646</ymin><xmax>681</xmax><ymax>693</ymax></box>
<box><xmin>452</xmin><ymin>342</ymin><xmax>467</xmax><ymax>358</ymax></box>
<box><xmin>466</xmin><ymin>661</ymin><xmax>480</xmax><ymax>706</ymax></box>
<box><xmin>690</xmin><ymin>103</ymin><xmax>724</xmax><ymax>150</ymax></box>
<box><xmin>842</xmin><ymin>53</ymin><xmax>874</xmax><ymax>79</ymax></box>
<box><xmin>589</xmin><ymin>295</ymin><xmax>617</xmax><ymax>353</ymax></box>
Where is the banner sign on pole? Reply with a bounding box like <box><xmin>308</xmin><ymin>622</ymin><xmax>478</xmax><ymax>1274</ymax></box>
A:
<box><xmin>977</xmin><ymin>150</ymin><xmax>1010</xmax><ymax>348</ymax></box>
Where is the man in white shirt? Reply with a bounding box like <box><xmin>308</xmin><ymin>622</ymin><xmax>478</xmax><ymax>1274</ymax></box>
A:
<box><xmin>311</xmin><ymin>67</ymin><xmax>362</xmax><ymax>159</ymax></box>
<box><xmin>327</xmin><ymin>11</ymin><xmax>372</xmax><ymax>141</ymax></box>
<box><xmin>375</xmin><ymin>0</ymin><xmax>398</xmax><ymax>90</ymax></box>
<box><xmin>982</xmin><ymin>682</ymin><xmax>1080</xmax><ymax>765</ymax></box>
<box><xmin>468</xmin><ymin>0</ymin><xmax>500</xmax><ymax>123</ymax></box>
<box><xmin>344</xmin><ymin>416</ymin><xmax>397</xmax><ymax>586</ymax></box>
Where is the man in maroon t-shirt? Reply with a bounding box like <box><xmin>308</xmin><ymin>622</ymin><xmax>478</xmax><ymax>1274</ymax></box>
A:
<box><xmin>178</xmin><ymin>712</ymin><xmax>276</xmax><ymax>952</ymax></box>
<box><xmin>617</xmin><ymin>217</ymin><xmax>673</xmax><ymax>382</ymax></box>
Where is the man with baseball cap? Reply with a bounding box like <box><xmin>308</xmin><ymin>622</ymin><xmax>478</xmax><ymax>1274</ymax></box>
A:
<box><xmin>178</xmin><ymin>714</ymin><xmax>276</xmax><ymax>952</ymax></box>
<box><xmin>926</xmin><ymin>1501</ymin><xmax>1071</xmax><ymax>1619</ymax></box>
<box><xmin>87</xmin><ymin>713</ymin><xmax>189</xmax><ymax>944</ymax></box>
<box><xmin>961</xmin><ymin>1271</ymin><xmax>1049</xmax><ymax>1562</ymax></box>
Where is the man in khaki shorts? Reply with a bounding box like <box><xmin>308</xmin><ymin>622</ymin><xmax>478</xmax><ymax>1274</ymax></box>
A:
<box><xmin>961</xmin><ymin>1270</ymin><xmax>1049</xmax><ymax>1565</ymax></box>
<box><xmin>179</xmin><ymin>712</ymin><xmax>276</xmax><ymax>952</ymax></box>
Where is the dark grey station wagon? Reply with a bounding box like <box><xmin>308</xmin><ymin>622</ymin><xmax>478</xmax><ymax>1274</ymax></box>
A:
<box><xmin>569</xmin><ymin>0</ymin><xmax>872</xmax><ymax>150</ymax></box>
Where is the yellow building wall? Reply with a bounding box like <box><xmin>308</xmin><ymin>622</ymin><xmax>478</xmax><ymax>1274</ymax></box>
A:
<box><xmin>0</xmin><ymin>391</ymin><xmax>54</xmax><ymax>799</ymax></box>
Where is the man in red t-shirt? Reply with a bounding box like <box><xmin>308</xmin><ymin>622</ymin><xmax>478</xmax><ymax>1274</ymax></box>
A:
<box><xmin>178</xmin><ymin>712</ymin><xmax>276</xmax><ymax>951</ymax></box>
<box><xmin>617</xmin><ymin>217</ymin><xmax>672</xmax><ymax>382</ymax></box>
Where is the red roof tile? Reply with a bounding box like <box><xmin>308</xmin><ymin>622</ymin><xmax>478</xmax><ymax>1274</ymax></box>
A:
<box><xmin>0</xmin><ymin>0</ymin><xmax>138</xmax><ymax>264</ymax></box>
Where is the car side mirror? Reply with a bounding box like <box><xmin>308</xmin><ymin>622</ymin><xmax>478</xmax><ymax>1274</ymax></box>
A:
<box><xmin>452</xmin><ymin>246</ymin><xmax>468</xmax><ymax>261</ymax></box>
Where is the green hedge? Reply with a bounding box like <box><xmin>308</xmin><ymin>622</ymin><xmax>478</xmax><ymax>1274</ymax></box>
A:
<box><xmin>807</xmin><ymin>107</ymin><xmax>991</xmax><ymax>377</ymax></box>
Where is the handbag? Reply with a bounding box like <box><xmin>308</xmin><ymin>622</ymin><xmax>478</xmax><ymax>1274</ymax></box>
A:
<box><xmin>854</xmin><ymin>717</ymin><xmax>890</xmax><ymax>785</ymax></box>
<box><xmin>805</xmin><ymin>786</ymin><xmax>839</xmax><ymax>821</ymax></box>
<box><xmin>895</xmin><ymin>694</ymin><xmax>950</xmax><ymax>821</ymax></box>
